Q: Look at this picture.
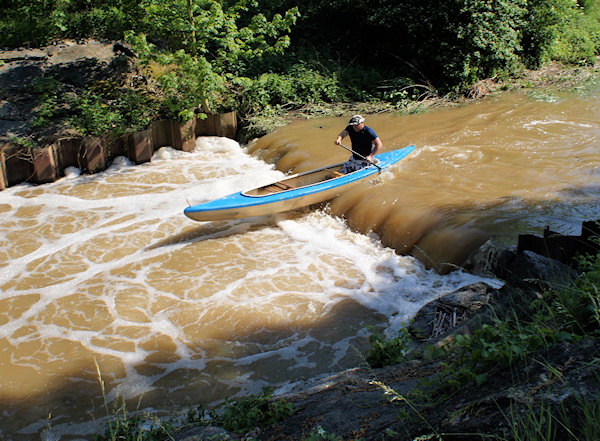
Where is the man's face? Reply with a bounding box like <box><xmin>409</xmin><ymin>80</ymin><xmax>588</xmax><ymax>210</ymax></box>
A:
<box><xmin>352</xmin><ymin>123</ymin><xmax>364</xmax><ymax>132</ymax></box>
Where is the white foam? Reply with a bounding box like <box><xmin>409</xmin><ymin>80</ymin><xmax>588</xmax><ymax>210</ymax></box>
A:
<box><xmin>0</xmin><ymin>136</ymin><xmax>493</xmax><ymax>438</ymax></box>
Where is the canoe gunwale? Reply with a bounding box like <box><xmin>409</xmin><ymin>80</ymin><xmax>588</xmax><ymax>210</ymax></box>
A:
<box><xmin>241</xmin><ymin>161</ymin><xmax>351</xmax><ymax>198</ymax></box>
<box><xmin>240</xmin><ymin>158</ymin><xmax>384</xmax><ymax>198</ymax></box>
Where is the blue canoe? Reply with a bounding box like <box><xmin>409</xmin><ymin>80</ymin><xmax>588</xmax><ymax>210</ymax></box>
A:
<box><xmin>184</xmin><ymin>146</ymin><xmax>415</xmax><ymax>221</ymax></box>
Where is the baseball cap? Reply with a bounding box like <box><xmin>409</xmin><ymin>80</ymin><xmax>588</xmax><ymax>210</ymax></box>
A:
<box><xmin>348</xmin><ymin>115</ymin><xmax>365</xmax><ymax>125</ymax></box>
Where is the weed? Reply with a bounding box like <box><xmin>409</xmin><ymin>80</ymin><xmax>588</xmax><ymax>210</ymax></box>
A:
<box><xmin>364</xmin><ymin>242</ymin><xmax>600</xmax><ymax>440</ymax></box>
<box><xmin>212</xmin><ymin>387</ymin><xmax>295</xmax><ymax>434</ymax></box>
<box><xmin>303</xmin><ymin>426</ymin><xmax>343</xmax><ymax>441</ymax></box>
<box><xmin>92</xmin><ymin>362</ymin><xmax>294</xmax><ymax>440</ymax></box>
<box><xmin>9</xmin><ymin>136</ymin><xmax>37</xmax><ymax>149</ymax></box>
<box><xmin>365</xmin><ymin>326</ymin><xmax>413</xmax><ymax>368</ymax></box>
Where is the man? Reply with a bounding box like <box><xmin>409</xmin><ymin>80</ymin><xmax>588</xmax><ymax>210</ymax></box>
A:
<box><xmin>334</xmin><ymin>114</ymin><xmax>383</xmax><ymax>174</ymax></box>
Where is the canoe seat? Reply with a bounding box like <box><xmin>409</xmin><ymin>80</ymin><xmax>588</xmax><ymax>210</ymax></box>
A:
<box><xmin>274</xmin><ymin>182</ymin><xmax>294</xmax><ymax>190</ymax></box>
<box><xmin>325</xmin><ymin>171</ymin><xmax>345</xmax><ymax>180</ymax></box>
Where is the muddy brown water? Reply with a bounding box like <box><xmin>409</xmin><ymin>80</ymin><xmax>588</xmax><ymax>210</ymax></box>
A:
<box><xmin>1</xmin><ymin>89</ymin><xmax>599</xmax><ymax>439</ymax></box>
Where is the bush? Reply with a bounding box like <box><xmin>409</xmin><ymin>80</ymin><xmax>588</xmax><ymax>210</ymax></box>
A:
<box><xmin>212</xmin><ymin>387</ymin><xmax>295</xmax><ymax>434</ymax></box>
<box><xmin>522</xmin><ymin>0</ymin><xmax>600</xmax><ymax>68</ymax></box>
<box><xmin>231</xmin><ymin>65</ymin><xmax>341</xmax><ymax>115</ymax></box>
<box><xmin>366</xmin><ymin>326</ymin><xmax>413</xmax><ymax>368</ymax></box>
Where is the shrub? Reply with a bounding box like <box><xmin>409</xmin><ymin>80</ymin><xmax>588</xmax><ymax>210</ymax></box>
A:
<box><xmin>212</xmin><ymin>387</ymin><xmax>295</xmax><ymax>434</ymax></box>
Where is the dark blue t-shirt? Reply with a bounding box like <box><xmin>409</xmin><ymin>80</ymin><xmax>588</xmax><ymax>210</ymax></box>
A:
<box><xmin>345</xmin><ymin>125</ymin><xmax>378</xmax><ymax>159</ymax></box>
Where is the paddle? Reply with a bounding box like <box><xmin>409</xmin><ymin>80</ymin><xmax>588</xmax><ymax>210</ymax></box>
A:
<box><xmin>337</xmin><ymin>143</ymin><xmax>383</xmax><ymax>171</ymax></box>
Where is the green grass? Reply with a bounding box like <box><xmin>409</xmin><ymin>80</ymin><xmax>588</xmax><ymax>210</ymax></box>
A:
<box><xmin>364</xmin><ymin>240</ymin><xmax>600</xmax><ymax>440</ymax></box>
<box><xmin>92</xmin><ymin>362</ymin><xmax>295</xmax><ymax>441</ymax></box>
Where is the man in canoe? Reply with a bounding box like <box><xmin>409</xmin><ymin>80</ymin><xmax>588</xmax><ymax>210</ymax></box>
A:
<box><xmin>334</xmin><ymin>114</ymin><xmax>383</xmax><ymax>173</ymax></box>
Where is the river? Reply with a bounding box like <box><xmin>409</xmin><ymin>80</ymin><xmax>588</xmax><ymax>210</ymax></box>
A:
<box><xmin>1</xmin><ymin>89</ymin><xmax>599</xmax><ymax>439</ymax></box>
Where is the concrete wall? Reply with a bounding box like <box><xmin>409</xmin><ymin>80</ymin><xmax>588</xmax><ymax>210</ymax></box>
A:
<box><xmin>0</xmin><ymin>111</ymin><xmax>237</xmax><ymax>191</ymax></box>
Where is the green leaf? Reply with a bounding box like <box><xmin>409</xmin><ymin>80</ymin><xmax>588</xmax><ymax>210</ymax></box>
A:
<box><xmin>475</xmin><ymin>374</ymin><xmax>488</xmax><ymax>386</ymax></box>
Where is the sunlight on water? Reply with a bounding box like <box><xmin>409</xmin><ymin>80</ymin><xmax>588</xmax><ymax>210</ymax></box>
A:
<box><xmin>0</xmin><ymin>136</ymin><xmax>485</xmax><ymax>439</ymax></box>
<box><xmin>3</xmin><ymin>89</ymin><xmax>599</xmax><ymax>438</ymax></box>
<box><xmin>251</xmin><ymin>92</ymin><xmax>600</xmax><ymax>267</ymax></box>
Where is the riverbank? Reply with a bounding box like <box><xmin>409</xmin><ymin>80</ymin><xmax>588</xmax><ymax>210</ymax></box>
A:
<box><xmin>243</xmin><ymin>58</ymin><xmax>600</xmax><ymax>141</ymax></box>
<box><xmin>2</xmin><ymin>40</ymin><xmax>599</xmax><ymax>179</ymax></box>
<box><xmin>95</xmin><ymin>226</ymin><xmax>600</xmax><ymax>441</ymax></box>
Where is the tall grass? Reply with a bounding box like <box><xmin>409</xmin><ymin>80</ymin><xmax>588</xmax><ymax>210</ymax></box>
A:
<box><xmin>365</xmin><ymin>241</ymin><xmax>600</xmax><ymax>440</ymax></box>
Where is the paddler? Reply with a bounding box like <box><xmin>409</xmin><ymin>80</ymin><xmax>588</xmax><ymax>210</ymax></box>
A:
<box><xmin>334</xmin><ymin>114</ymin><xmax>383</xmax><ymax>174</ymax></box>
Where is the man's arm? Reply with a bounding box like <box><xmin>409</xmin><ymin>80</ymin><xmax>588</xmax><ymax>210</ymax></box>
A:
<box><xmin>335</xmin><ymin>129</ymin><xmax>349</xmax><ymax>145</ymax></box>
<box><xmin>366</xmin><ymin>137</ymin><xmax>382</xmax><ymax>162</ymax></box>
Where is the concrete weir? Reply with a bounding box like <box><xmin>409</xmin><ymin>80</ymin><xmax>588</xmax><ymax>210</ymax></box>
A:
<box><xmin>0</xmin><ymin>111</ymin><xmax>237</xmax><ymax>190</ymax></box>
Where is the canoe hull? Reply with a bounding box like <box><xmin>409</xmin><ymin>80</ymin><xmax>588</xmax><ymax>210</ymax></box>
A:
<box><xmin>184</xmin><ymin>146</ymin><xmax>415</xmax><ymax>222</ymax></box>
<box><xmin>185</xmin><ymin>174</ymin><xmax>368</xmax><ymax>221</ymax></box>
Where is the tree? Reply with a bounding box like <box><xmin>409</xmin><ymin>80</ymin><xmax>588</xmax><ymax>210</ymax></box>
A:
<box><xmin>126</xmin><ymin>0</ymin><xmax>299</xmax><ymax>120</ymax></box>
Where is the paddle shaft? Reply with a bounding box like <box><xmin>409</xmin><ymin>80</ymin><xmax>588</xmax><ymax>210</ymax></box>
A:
<box><xmin>337</xmin><ymin>143</ymin><xmax>382</xmax><ymax>171</ymax></box>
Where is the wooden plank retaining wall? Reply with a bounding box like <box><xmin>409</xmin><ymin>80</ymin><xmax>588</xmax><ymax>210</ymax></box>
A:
<box><xmin>0</xmin><ymin>111</ymin><xmax>237</xmax><ymax>190</ymax></box>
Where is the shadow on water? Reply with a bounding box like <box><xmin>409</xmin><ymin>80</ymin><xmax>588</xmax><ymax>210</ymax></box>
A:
<box><xmin>3</xmin><ymin>187</ymin><xmax>598</xmax><ymax>438</ymax></box>
<box><xmin>145</xmin><ymin>207</ymin><xmax>321</xmax><ymax>250</ymax></box>
<box><xmin>145</xmin><ymin>218</ymin><xmax>276</xmax><ymax>250</ymax></box>
<box><xmin>1</xmin><ymin>297</ymin><xmax>385</xmax><ymax>439</ymax></box>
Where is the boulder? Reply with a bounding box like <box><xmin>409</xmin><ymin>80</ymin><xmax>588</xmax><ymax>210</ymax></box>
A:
<box><xmin>174</xmin><ymin>426</ymin><xmax>230</xmax><ymax>441</ymax></box>
<box><xmin>408</xmin><ymin>282</ymin><xmax>498</xmax><ymax>341</ymax></box>
<box><xmin>470</xmin><ymin>240</ymin><xmax>577</xmax><ymax>291</ymax></box>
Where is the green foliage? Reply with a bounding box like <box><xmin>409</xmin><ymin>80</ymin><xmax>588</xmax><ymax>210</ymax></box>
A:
<box><xmin>125</xmin><ymin>0</ymin><xmax>299</xmax><ymax>119</ymax></box>
<box><xmin>560</xmin><ymin>392</ymin><xmax>600</xmax><ymax>440</ymax></box>
<box><xmin>434</xmin><ymin>317</ymin><xmax>573</xmax><ymax>391</ymax></box>
<box><xmin>27</xmin><ymin>73</ymin><xmax>161</xmax><ymax>138</ymax></box>
<box><xmin>506</xmin><ymin>400</ymin><xmax>560</xmax><ymax>441</ymax></box>
<box><xmin>64</xmin><ymin>86</ymin><xmax>160</xmax><ymax>137</ymax></box>
<box><xmin>232</xmin><ymin>65</ymin><xmax>341</xmax><ymax>115</ymax></box>
<box><xmin>94</xmin><ymin>386</ymin><xmax>294</xmax><ymax>439</ymax></box>
<box><xmin>4</xmin><ymin>0</ymin><xmax>600</xmax><ymax>115</ymax></box>
<box><xmin>366</xmin><ymin>326</ymin><xmax>413</xmax><ymax>368</ymax></box>
<box><xmin>366</xmin><ymin>248</ymin><xmax>600</xmax><ymax>400</ymax></box>
<box><xmin>212</xmin><ymin>387</ymin><xmax>295</xmax><ymax>433</ymax></box>
<box><xmin>9</xmin><ymin>137</ymin><xmax>37</xmax><ymax>149</ymax></box>
<box><xmin>522</xmin><ymin>0</ymin><xmax>600</xmax><ymax>68</ymax></box>
<box><xmin>30</xmin><ymin>76</ymin><xmax>61</xmax><ymax>130</ymax></box>
<box><xmin>427</xmin><ymin>252</ymin><xmax>600</xmax><ymax>394</ymax></box>
<box><xmin>96</xmin><ymin>396</ymin><xmax>175</xmax><ymax>441</ymax></box>
<box><xmin>361</xmin><ymin>0</ymin><xmax>527</xmax><ymax>89</ymax></box>
<box><xmin>63</xmin><ymin>3</ymin><xmax>144</xmax><ymax>41</ymax></box>
<box><xmin>0</xmin><ymin>0</ymin><xmax>68</xmax><ymax>47</ymax></box>
<box><xmin>502</xmin><ymin>392</ymin><xmax>600</xmax><ymax>441</ymax></box>
<box><xmin>366</xmin><ymin>248</ymin><xmax>600</xmax><ymax>440</ymax></box>
<box><xmin>68</xmin><ymin>91</ymin><xmax>126</xmax><ymax>137</ymax></box>
<box><xmin>127</xmin><ymin>37</ymin><xmax>225</xmax><ymax>121</ymax></box>
<box><xmin>0</xmin><ymin>0</ymin><xmax>141</xmax><ymax>47</ymax></box>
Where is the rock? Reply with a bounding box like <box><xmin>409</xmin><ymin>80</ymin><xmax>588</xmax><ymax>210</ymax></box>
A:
<box><xmin>0</xmin><ymin>61</ymin><xmax>45</xmax><ymax>93</ymax></box>
<box><xmin>0</xmin><ymin>100</ymin><xmax>20</xmax><ymax>120</ymax></box>
<box><xmin>408</xmin><ymin>282</ymin><xmax>499</xmax><ymax>341</ymax></box>
<box><xmin>174</xmin><ymin>426</ymin><xmax>231</xmax><ymax>441</ymax></box>
<box><xmin>503</xmin><ymin>250</ymin><xmax>578</xmax><ymax>290</ymax></box>
<box><xmin>0</xmin><ymin>119</ymin><xmax>28</xmax><ymax>140</ymax></box>
<box><xmin>469</xmin><ymin>240</ymin><xmax>578</xmax><ymax>290</ymax></box>
<box><xmin>469</xmin><ymin>240</ymin><xmax>517</xmax><ymax>278</ymax></box>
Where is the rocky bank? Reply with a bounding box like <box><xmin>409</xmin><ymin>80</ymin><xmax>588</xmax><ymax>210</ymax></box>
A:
<box><xmin>171</xmin><ymin>235</ymin><xmax>600</xmax><ymax>441</ymax></box>
<box><xmin>0</xmin><ymin>39</ymin><xmax>133</xmax><ymax>143</ymax></box>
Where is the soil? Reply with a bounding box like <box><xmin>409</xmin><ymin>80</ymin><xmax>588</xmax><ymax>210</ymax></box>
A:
<box><xmin>0</xmin><ymin>39</ymin><xmax>134</xmax><ymax>144</ymax></box>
